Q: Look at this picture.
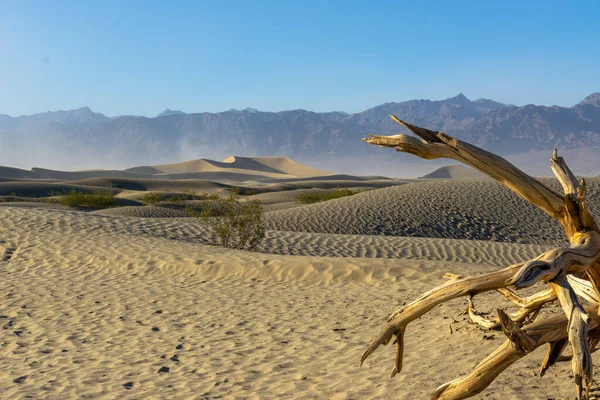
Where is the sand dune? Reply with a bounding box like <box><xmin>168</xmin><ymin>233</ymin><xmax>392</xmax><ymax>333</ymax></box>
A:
<box><xmin>2</xmin><ymin>155</ymin><xmax>594</xmax><ymax>399</ymax></box>
<box><xmin>0</xmin><ymin>165</ymin><xmax>288</xmax><ymax>183</ymax></box>
<box><xmin>276</xmin><ymin>173</ymin><xmax>391</xmax><ymax>182</ymax></box>
<box><xmin>6</xmin><ymin>176</ymin><xmax>590</xmax><ymax>247</ymax></box>
<box><xmin>221</xmin><ymin>156</ymin><xmax>332</xmax><ymax>177</ymax></box>
<box><xmin>92</xmin><ymin>205</ymin><xmax>192</xmax><ymax>218</ymax></box>
<box><xmin>127</xmin><ymin>159</ymin><xmax>224</xmax><ymax>175</ymax></box>
<box><xmin>0</xmin><ymin>156</ymin><xmax>334</xmax><ymax>183</ymax></box>
<box><xmin>420</xmin><ymin>164</ymin><xmax>488</xmax><ymax>180</ymax></box>
<box><xmin>0</xmin><ymin>206</ymin><xmax>583</xmax><ymax>399</ymax></box>
<box><xmin>0</xmin><ymin>181</ymin><xmax>120</xmax><ymax>197</ymax></box>
<box><xmin>127</xmin><ymin>158</ymin><xmax>292</xmax><ymax>179</ymax></box>
<box><xmin>0</xmin><ymin>165</ymin><xmax>154</xmax><ymax>181</ymax></box>
<box><xmin>76</xmin><ymin>208</ymin><xmax>551</xmax><ymax>260</ymax></box>
<box><xmin>67</xmin><ymin>177</ymin><xmax>229</xmax><ymax>193</ymax></box>
<box><xmin>265</xmin><ymin>178</ymin><xmax>600</xmax><ymax>245</ymax></box>
<box><xmin>127</xmin><ymin>156</ymin><xmax>332</xmax><ymax>180</ymax></box>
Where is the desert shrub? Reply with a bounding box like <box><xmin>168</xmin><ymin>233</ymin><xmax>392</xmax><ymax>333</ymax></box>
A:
<box><xmin>141</xmin><ymin>192</ymin><xmax>163</xmax><ymax>205</ymax></box>
<box><xmin>167</xmin><ymin>191</ymin><xmax>221</xmax><ymax>203</ymax></box>
<box><xmin>229</xmin><ymin>187</ymin><xmax>258</xmax><ymax>196</ymax></box>
<box><xmin>295</xmin><ymin>188</ymin><xmax>358</xmax><ymax>204</ymax></box>
<box><xmin>60</xmin><ymin>190</ymin><xmax>115</xmax><ymax>208</ymax></box>
<box><xmin>182</xmin><ymin>189</ymin><xmax>196</xmax><ymax>198</ymax></box>
<box><xmin>3</xmin><ymin>192</ymin><xmax>20</xmax><ymax>202</ymax></box>
<box><xmin>169</xmin><ymin>195</ymin><xmax>185</xmax><ymax>203</ymax></box>
<box><xmin>48</xmin><ymin>190</ymin><xmax>69</xmax><ymax>197</ymax></box>
<box><xmin>1</xmin><ymin>193</ymin><xmax>20</xmax><ymax>202</ymax></box>
<box><xmin>170</xmin><ymin>189</ymin><xmax>200</xmax><ymax>203</ymax></box>
<box><xmin>188</xmin><ymin>194</ymin><xmax>265</xmax><ymax>250</ymax></box>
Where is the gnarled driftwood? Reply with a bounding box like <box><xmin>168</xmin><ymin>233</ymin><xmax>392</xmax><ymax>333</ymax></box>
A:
<box><xmin>361</xmin><ymin>116</ymin><xmax>600</xmax><ymax>399</ymax></box>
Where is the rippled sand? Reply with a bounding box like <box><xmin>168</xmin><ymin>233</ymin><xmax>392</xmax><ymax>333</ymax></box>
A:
<box><xmin>265</xmin><ymin>178</ymin><xmax>600</xmax><ymax>245</ymax></box>
<box><xmin>0</xmin><ymin>205</ymin><xmax>590</xmax><ymax>399</ymax></box>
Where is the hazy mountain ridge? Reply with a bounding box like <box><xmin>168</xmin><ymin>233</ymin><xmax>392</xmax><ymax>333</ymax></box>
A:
<box><xmin>156</xmin><ymin>109</ymin><xmax>186</xmax><ymax>117</ymax></box>
<box><xmin>1</xmin><ymin>93</ymin><xmax>599</xmax><ymax>171</ymax></box>
<box><xmin>353</xmin><ymin>93</ymin><xmax>507</xmax><ymax>134</ymax></box>
<box><xmin>1</xmin><ymin>106</ymin><xmax>110</xmax><ymax>126</ymax></box>
<box><xmin>460</xmin><ymin>94</ymin><xmax>600</xmax><ymax>153</ymax></box>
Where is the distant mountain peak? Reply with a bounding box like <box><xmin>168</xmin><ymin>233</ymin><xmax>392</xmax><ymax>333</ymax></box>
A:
<box><xmin>157</xmin><ymin>109</ymin><xmax>186</xmax><ymax>117</ymax></box>
<box><xmin>14</xmin><ymin>106</ymin><xmax>110</xmax><ymax>124</ymax></box>
<box><xmin>576</xmin><ymin>92</ymin><xmax>600</xmax><ymax>107</ymax></box>
<box><xmin>448</xmin><ymin>93</ymin><xmax>469</xmax><ymax>102</ymax></box>
<box><xmin>473</xmin><ymin>98</ymin><xmax>494</xmax><ymax>103</ymax></box>
<box><xmin>225</xmin><ymin>107</ymin><xmax>259</xmax><ymax>113</ymax></box>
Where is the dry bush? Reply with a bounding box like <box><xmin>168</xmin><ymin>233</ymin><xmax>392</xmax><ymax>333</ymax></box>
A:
<box><xmin>296</xmin><ymin>187</ymin><xmax>358</xmax><ymax>204</ymax></box>
<box><xmin>60</xmin><ymin>190</ymin><xmax>115</xmax><ymax>208</ymax></box>
<box><xmin>188</xmin><ymin>194</ymin><xmax>265</xmax><ymax>250</ymax></box>
<box><xmin>141</xmin><ymin>192</ymin><xmax>163</xmax><ymax>205</ymax></box>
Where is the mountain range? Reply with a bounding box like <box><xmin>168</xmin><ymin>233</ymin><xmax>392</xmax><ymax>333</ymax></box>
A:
<box><xmin>1</xmin><ymin>93</ymin><xmax>599</xmax><ymax>174</ymax></box>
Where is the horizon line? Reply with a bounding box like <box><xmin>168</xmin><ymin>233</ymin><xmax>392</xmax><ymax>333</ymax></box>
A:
<box><xmin>3</xmin><ymin>91</ymin><xmax>598</xmax><ymax>119</ymax></box>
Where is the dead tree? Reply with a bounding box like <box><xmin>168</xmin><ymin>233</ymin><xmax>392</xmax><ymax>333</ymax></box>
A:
<box><xmin>361</xmin><ymin>115</ymin><xmax>600</xmax><ymax>400</ymax></box>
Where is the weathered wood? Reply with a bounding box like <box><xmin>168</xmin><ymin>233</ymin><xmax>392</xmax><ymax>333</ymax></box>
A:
<box><xmin>569</xmin><ymin>275</ymin><xmax>600</xmax><ymax>305</ymax></box>
<box><xmin>550</xmin><ymin>274</ymin><xmax>592</xmax><ymax>399</ymax></box>
<box><xmin>361</xmin><ymin>117</ymin><xmax>600</xmax><ymax>399</ymax></box>
<box><xmin>432</xmin><ymin>306</ymin><xmax>600</xmax><ymax>400</ymax></box>
<box><xmin>466</xmin><ymin>290</ymin><xmax>554</xmax><ymax>330</ymax></box>
<box><xmin>361</xmin><ymin>237</ymin><xmax>600</xmax><ymax>373</ymax></box>
<box><xmin>578</xmin><ymin>179</ymin><xmax>599</xmax><ymax>231</ymax></box>
<box><xmin>540</xmin><ymin>339</ymin><xmax>568</xmax><ymax>376</ymax></box>
<box><xmin>496</xmin><ymin>287</ymin><xmax>556</xmax><ymax>308</ymax></box>
<box><xmin>497</xmin><ymin>309</ymin><xmax>537</xmax><ymax>352</ymax></box>
<box><xmin>551</xmin><ymin>148</ymin><xmax>579</xmax><ymax>197</ymax></box>
<box><xmin>466</xmin><ymin>297</ymin><xmax>501</xmax><ymax>330</ymax></box>
<box><xmin>360</xmin><ymin>264</ymin><xmax>524</xmax><ymax>368</ymax></box>
<box><xmin>508</xmin><ymin>231</ymin><xmax>600</xmax><ymax>288</ymax></box>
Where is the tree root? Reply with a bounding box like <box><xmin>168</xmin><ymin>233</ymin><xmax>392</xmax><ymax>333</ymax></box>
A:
<box><xmin>432</xmin><ymin>306</ymin><xmax>600</xmax><ymax>400</ymax></box>
<box><xmin>361</xmin><ymin>116</ymin><xmax>600</xmax><ymax>399</ymax></box>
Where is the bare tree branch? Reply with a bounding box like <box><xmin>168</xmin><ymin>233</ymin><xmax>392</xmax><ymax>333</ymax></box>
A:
<box><xmin>361</xmin><ymin>117</ymin><xmax>600</xmax><ymax>399</ymax></box>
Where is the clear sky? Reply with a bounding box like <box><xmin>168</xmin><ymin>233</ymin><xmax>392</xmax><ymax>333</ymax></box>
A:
<box><xmin>1</xmin><ymin>0</ymin><xmax>599</xmax><ymax>117</ymax></box>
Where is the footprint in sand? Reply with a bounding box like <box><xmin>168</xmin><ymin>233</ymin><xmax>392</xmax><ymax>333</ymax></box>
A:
<box><xmin>1</xmin><ymin>245</ymin><xmax>16</xmax><ymax>262</ymax></box>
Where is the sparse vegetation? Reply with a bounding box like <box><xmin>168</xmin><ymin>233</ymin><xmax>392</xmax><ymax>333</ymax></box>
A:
<box><xmin>188</xmin><ymin>194</ymin><xmax>265</xmax><ymax>250</ymax></box>
<box><xmin>203</xmin><ymin>193</ymin><xmax>221</xmax><ymax>200</ymax></box>
<box><xmin>142</xmin><ymin>190</ymin><xmax>223</xmax><ymax>205</ymax></box>
<box><xmin>48</xmin><ymin>189</ymin><xmax>69</xmax><ymax>197</ymax></box>
<box><xmin>181</xmin><ymin>189</ymin><xmax>197</xmax><ymax>200</ymax></box>
<box><xmin>141</xmin><ymin>192</ymin><xmax>163</xmax><ymax>205</ymax></box>
<box><xmin>229</xmin><ymin>186</ymin><xmax>259</xmax><ymax>196</ymax></box>
<box><xmin>1</xmin><ymin>192</ymin><xmax>22</xmax><ymax>203</ymax></box>
<box><xmin>295</xmin><ymin>188</ymin><xmax>358</xmax><ymax>204</ymax></box>
<box><xmin>169</xmin><ymin>189</ymin><xmax>219</xmax><ymax>203</ymax></box>
<box><xmin>170</xmin><ymin>189</ymin><xmax>196</xmax><ymax>202</ymax></box>
<box><xmin>60</xmin><ymin>190</ymin><xmax>116</xmax><ymax>208</ymax></box>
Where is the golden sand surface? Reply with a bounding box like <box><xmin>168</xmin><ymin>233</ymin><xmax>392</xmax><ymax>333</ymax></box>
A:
<box><xmin>1</xmin><ymin>158</ymin><xmax>594</xmax><ymax>399</ymax></box>
<box><xmin>0</xmin><ymin>205</ymin><xmax>588</xmax><ymax>399</ymax></box>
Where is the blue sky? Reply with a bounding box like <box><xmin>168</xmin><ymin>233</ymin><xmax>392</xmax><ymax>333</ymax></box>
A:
<box><xmin>1</xmin><ymin>0</ymin><xmax>599</xmax><ymax>117</ymax></box>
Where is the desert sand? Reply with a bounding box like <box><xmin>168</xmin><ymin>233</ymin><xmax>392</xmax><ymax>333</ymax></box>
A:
<box><xmin>420</xmin><ymin>165</ymin><xmax>488</xmax><ymax>180</ymax></box>
<box><xmin>0</xmin><ymin>157</ymin><xmax>596</xmax><ymax>399</ymax></box>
